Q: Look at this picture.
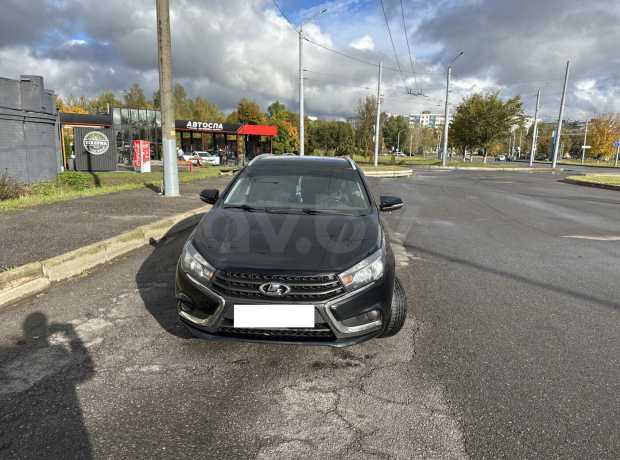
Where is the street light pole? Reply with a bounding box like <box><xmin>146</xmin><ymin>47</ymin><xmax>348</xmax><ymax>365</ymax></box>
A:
<box><xmin>552</xmin><ymin>60</ymin><xmax>570</xmax><ymax>169</ymax></box>
<box><xmin>441</xmin><ymin>51</ymin><xmax>462</xmax><ymax>167</ymax></box>
<box><xmin>156</xmin><ymin>0</ymin><xmax>179</xmax><ymax>196</ymax></box>
<box><xmin>373</xmin><ymin>61</ymin><xmax>383</xmax><ymax>167</ymax></box>
<box><xmin>529</xmin><ymin>89</ymin><xmax>540</xmax><ymax>167</ymax></box>
<box><xmin>298</xmin><ymin>8</ymin><xmax>327</xmax><ymax>157</ymax></box>
<box><xmin>441</xmin><ymin>66</ymin><xmax>451</xmax><ymax>167</ymax></box>
<box><xmin>298</xmin><ymin>27</ymin><xmax>304</xmax><ymax>156</ymax></box>
<box><xmin>581</xmin><ymin>119</ymin><xmax>588</xmax><ymax>165</ymax></box>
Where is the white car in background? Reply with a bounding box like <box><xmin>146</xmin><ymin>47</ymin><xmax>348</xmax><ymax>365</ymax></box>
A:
<box><xmin>181</xmin><ymin>151</ymin><xmax>221</xmax><ymax>166</ymax></box>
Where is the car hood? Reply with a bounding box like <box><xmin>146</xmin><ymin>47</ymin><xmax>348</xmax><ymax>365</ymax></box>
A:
<box><xmin>192</xmin><ymin>207</ymin><xmax>380</xmax><ymax>273</ymax></box>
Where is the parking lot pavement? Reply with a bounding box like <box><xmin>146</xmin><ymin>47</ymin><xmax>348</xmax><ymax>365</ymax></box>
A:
<box><xmin>0</xmin><ymin>223</ymin><xmax>465</xmax><ymax>459</ymax></box>
<box><xmin>1</xmin><ymin>171</ymin><xmax>618</xmax><ymax>458</ymax></box>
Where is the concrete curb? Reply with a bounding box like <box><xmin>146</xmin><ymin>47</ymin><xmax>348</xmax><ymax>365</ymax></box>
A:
<box><xmin>362</xmin><ymin>169</ymin><xmax>414</xmax><ymax>178</ymax></box>
<box><xmin>412</xmin><ymin>165</ymin><xmax>562</xmax><ymax>172</ymax></box>
<box><xmin>563</xmin><ymin>178</ymin><xmax>620</xmax><ymax>191</ymax></box>
<box><xmin>0</xmin><ymin>205</ymin><xmax>211</xmax><ymax>309</ymax></box>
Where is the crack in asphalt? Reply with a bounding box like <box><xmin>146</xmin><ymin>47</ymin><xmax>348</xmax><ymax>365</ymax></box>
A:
<box><xmin>253</xmin><ymin>241</ymin><xmax>467</xmax><ymax>460</ymax></box>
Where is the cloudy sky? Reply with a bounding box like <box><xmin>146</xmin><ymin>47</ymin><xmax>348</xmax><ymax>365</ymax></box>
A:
<box><xmin>2</xmin><ymin>0</ymin><xmax>619</xmax><ymax>120</ymax></box>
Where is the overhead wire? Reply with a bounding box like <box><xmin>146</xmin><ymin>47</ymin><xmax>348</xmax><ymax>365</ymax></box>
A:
<box><xmin>378</xmin><ymin>0</ymin><xmax>408</xmax><ymax>88</ymax></box>
<box><xmin>399</xmin><ymin>0</ymin><xmax>416</xmax><ymax>88</ymax></box>
<box><xmin>270</xmin><ymin>0</ymin><xmax>297</xmax><ymax>32</ymax></box>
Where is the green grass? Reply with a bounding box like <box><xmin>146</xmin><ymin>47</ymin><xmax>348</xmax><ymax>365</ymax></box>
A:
<box><xmin>446</xmin><ymin>161</ymin><xmax>523</xmax><ymax>168</ymax></box>
<box><xmin>534</xmin><ymin>159</ymin><xmax>620</xmax><ymax>168</ymax></box>
<box><xmin>566</xmin><ymin>174</ymin><xmax>620</xmax><ymax>187</ymax></box>
<box><xmin>0</xmin><ymin>168</ymin><xmax>222</xmax><ymax>212</ymax></box>
<box><xmin>359</xmin><ymin>165</ymin><xmax>411</xmax><ymax>171</ymax></box>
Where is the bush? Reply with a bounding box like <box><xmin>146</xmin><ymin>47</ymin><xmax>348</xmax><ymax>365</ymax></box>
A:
<box><xmin>57</xmin><ymin>172</ymin><xmax>95</xmax><ymax>190</ymax></box>
<box><xmin>335</xmin><ymin>144</ymin><xmax>355</xmax><ymax>157</ymax></box>
<box><xmin>0</xmin><ymin>171</ymin><xmax>29</xmax><ymax>201</ymax></box>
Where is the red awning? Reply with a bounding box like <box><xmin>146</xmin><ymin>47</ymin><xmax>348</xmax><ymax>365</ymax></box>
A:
<box><xmin>237</xmin><ymin>124</ymin><xmax>278</xmax><ymax>137</ymax></box>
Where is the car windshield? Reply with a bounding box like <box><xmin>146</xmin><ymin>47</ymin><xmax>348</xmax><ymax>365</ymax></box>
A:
<box><xmin>223</xmin><ymin>168</ymin><xmax>372</xmax><ymax>214</ymax></box>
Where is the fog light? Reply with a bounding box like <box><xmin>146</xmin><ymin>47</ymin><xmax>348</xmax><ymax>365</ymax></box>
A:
<box><xmin>341</xmin><ymin>309</ymin><xmax>382</xmax><ymax>327</ymax></box>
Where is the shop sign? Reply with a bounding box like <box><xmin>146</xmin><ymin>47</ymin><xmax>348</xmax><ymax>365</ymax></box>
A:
<box><xmin>83</xmin><ymin>131</ymin><xmax>110</xmax><ymax>155</ymax></box>
<box><xmin>186</xmin><ymin>121</ymin><xmax>224</xmax><ymax>131</ymax></box>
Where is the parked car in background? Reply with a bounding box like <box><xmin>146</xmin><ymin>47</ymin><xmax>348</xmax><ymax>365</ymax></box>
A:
<box><xmin>181</xmin><ymin>152</ymin><xmax>221</xmax><ymax>166</ymax></box>
<box><xmin>496</xmin><ymin>154</ymin><xmax>507</xmax><ymax>161</ymax></box>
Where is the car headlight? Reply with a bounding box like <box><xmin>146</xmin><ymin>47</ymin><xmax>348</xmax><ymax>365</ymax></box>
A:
<box><xmin>180</xmin><ymin>241</ymin><xmax>215</xmax><ymax>285</ymax></box>
<box><xmin>339</xmin><ymin>248</ymin><xmax>385</xmax><ymax>291</ymax></box>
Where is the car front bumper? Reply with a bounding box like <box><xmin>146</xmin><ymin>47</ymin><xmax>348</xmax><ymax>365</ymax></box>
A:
<box><xmin>175</xmin><ymin>266</ymin><xmax>394</xmax><ymax>347</ymax></box>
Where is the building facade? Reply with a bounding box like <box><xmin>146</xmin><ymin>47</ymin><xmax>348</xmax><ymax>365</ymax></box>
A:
<box><xmin>409</xmin><ymin>111</ymin><xmax>448</xmax><ymax>129</ymax></box>
<box><xmin>0</xmin><ymin>75</ymin><xmax>61</xmax><ymax>183</ymax></box>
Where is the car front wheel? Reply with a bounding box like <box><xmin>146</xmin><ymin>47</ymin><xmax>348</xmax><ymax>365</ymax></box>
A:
<box><xmin>379</xmin><ymin>277</ymin><xmax>407</xmax><ymax>338</ymax></box>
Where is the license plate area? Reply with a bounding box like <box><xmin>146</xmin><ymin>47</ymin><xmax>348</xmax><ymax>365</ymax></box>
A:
<box><xmin>233</xmin><ymin>304</ymin><xmax>315</xmax><ymax>328</ymax></box>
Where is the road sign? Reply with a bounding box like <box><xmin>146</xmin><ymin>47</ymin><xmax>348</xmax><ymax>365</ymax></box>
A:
<box><xmin>581</xmin><ymin>145</ymin><xmax>591</xmax><ymax>149</ymax></box>
<box><xmin>614</xmin><ymin>140</ymin><xmax>620</xmax><ymax>148</ymax></box>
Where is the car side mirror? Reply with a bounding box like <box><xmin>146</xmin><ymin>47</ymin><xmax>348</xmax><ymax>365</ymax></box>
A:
<box><xmin>379</xmin><ymin>195</ymin><xmax>404</xmax><ymax>212</ymax></box>
<box><xmin>200</xmin><ymin>189</ymin><xmax>219</xmax><ymax>204</ymax></box>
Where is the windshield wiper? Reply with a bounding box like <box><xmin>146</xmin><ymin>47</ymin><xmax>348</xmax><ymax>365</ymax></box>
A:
<box><xmin>222</xmin><ymin>204</ymin><xmax>263</xmax><ymax>212</ymax></box>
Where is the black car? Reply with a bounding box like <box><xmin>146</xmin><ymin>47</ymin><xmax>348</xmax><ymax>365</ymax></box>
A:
<box><xmin>175</xmin><ymin>155</ymin><xmax>407</xmax><ymax>346</ymax></box>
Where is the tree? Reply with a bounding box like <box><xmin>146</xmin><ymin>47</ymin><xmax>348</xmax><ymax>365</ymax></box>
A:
<box><xmin>56</xmin><ymin>96</ymin><xmax>89</xmax><ymax>114</ymax></box>
<box><xmin>265</xmin><ymin>101</ymin><xmax>299</xmax><ymax>154</ymax></box>
<box><xmin>307</xmin><ymin>120</ymin><xmax>354</xmax><ymax>155</ymax></box>
<box><xmin>123</xmin><ymin>83</ymin><xmax>149</xmax><ymax>109</ymax></box>
<box><xmin>382</xmin><ymin>116</ymin><xmax>409</xmax><ymax>152</ymax></box>
<box><xmin>267</xmin><ymin>101</ymin><xmax>287</xmax><ymax>118</ymax></box>
<box><xmin>407</xmin><ymin>125</ymin><xmax>439</xmax><ymax>156</ymax></box>
<box><xmin>450</xmin><ymin>92</ymin><xmax>523</xmax><ymax>161</ymax></box>
<box><xmin>236</xmin><ymin>98</ymin><xmax>264</xmax><ymax>124</ymax></box>
<box><xmin>192</xmin><ymin>96</ymin><xmax>224</xmax><ymax>122</ymax></box>
<box><xmin>589</xmin><ymin>114</ymin><xmax>620</xmax><ymax>160</ymax></box>
<box><xmin>354</xmin><ymin>95</ymin><xmax>378</xmax><ymax>158</ymax></box>
<box><xmin>89</xmin><ymin>92</ymin><xmax>122</xmax><ymax>113</ymax></box>
<box><xmin>172</xmin><ymin>83</ymin><xmax>193</xmax><ymax>119</ymax></box>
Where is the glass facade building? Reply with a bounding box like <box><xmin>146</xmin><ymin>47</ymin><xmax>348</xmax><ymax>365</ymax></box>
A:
<box><xmin>112</xmin><ymin>108</ymin><xmax>162</xmax><ymax>165</ymax></box>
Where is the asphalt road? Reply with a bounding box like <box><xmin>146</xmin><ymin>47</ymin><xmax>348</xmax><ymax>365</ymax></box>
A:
<box><xmin>1</xmin><ymin>171</ymin><xmax>618</xmax><ymax>458</ymax></box>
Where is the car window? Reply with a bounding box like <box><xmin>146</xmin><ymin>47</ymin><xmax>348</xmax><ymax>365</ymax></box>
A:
<box><xmin>224</xmin><ymin>170</ymin><xmax>371</xmax><ymax>212</ymax></box>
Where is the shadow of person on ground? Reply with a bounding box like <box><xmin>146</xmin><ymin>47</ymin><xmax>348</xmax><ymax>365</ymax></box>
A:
<box><xmin>136</xmin><ymin>216</ymin><xmax>207</xmax><ymax>338</ymax></box>
<box><xmin>0</xmin><ymin>312</ymin><xmax>94</xmax><ymax>459</ymax></box>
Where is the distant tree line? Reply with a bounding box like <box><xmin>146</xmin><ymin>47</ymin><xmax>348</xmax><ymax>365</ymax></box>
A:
<box><xmin>62</xmin><ymin>82</ymin><xmax>620</xmax><ymax>162</ymax></box>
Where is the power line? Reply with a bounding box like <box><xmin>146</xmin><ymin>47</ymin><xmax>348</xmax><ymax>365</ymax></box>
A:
<box><xmin>270</xmin><ymin>0</ymin><xmax>297</xmax><ymax>31</ymax></box>
<box><xmin>304</xmin><ymin>77</ymin><xmax>375</xmax><ymax>91</ymax></box>
<box><xmin>399</xmin><ymin>0</ymin><xmax>416</xmax><ymax>88</ymax></box>
<box><xmin>303</xmin><ymin>36</ymin><xmax>381</xmax><ymax>68</ymax></box>
<box><xmin>378</xmin><ymin>0</ymin><xmax>407</xmax><ymax>88</ymax></box>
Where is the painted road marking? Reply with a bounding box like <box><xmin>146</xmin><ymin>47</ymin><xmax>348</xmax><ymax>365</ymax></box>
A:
<box><xmin>561</xmin><ymin>235</ymin><xmax>620</xmax><ymax>241</ymax></box>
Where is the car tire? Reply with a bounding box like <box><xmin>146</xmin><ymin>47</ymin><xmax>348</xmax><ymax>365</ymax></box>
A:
<box><xmin>379</xmin><ymin>277</ymin><xmax>407</xmax><ymax>338</ymax></box>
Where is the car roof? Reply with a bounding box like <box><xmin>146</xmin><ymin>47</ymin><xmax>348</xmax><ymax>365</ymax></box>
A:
<box><xmin>249</xmin><ymin>154</ymin><xmax>354</xmax><ymax>170</ymax></box>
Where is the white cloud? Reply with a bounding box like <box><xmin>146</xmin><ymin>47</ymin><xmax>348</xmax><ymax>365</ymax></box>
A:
<box><xmin>1</xmin><ymin>0</ymin><xmax>619</xmax><ymax>118</ymax></box>
<box><xmin>349</xmin><ymin>35</ymin><xmax>375</xmax><ymax>51</ymax></box>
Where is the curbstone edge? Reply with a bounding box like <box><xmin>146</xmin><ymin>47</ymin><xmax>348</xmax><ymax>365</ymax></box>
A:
<box><xmin>0</xmin><ymin>205</ymin><xmax>211</xmax><ymax>310</ymax></box>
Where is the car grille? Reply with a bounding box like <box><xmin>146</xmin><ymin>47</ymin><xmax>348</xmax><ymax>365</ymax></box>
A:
<box><xmin>216</xmin><ymin>326</ymin><xmax>336</xmax><ymax>342</ymax></box>
<box><xmin>212</xmin><ymin>271</ymin><xmax>346</xmax><ymax>301</ymax></box>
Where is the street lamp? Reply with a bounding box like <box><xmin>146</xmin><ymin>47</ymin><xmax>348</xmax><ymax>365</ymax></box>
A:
<box><xmin>396</xmin><ymin>128</ymin><xmax>406</xmax><ymax>154</ymax></box>
<box><xmin>441</xmin><ymin>51</ymin><xmax>464</xmax><ymax>166</ymax></box>
<box><xmin>299</xmin><ymin>8</ymin><xmax>327</xmax><ymax>156</ymax></box>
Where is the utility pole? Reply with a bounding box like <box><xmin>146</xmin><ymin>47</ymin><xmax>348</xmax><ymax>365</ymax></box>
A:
<box><xmin>156</xmin><ymin>0</ymin><xmax>179</xmax><ymax>196</ymax></box>
<box><xmin>529</xmin><ymin>89</ymin><xmax>540</xmax><ymax>167</ymax></box>
<box><xmin>409</xmin><ymin>128</ymin><xmax>413</xmax><ymax>156</ymax></box>
<box><xmin>581</xmin><ymin>119</ymin><xmax>589</xmax><ymax>165</ymax></box>
<box><xmin>297</xmin><ymin>9</ymin><xmax>326</xmax><ymax>157</ymax></box>
<box><xmin>441</xmin><ymin>66</ymin><xmax>451</xmax><ymax>167</ymax></box>
<box><xmin>518</xmin><ymin>128</ymin><xmax>522</xmax><ymax>159</ymax></box>
<box><xmin>374</xmin><ymin>62</ymin><xmax>383</xmax><ymax>167</ymax></box>
<box><xmin>298</xmin><ymin>27</ymin><xmax>304</xmax><ymax>156</ymax></box>
<box><xmin>552</xmin><ymin>60</ymin><xmax>570</xmax><ymax>169</ymax></box>
<box><xmin>615</xmin><ymin>145</ymin><xmax>619</xmax><ymax>167</ymax></box>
